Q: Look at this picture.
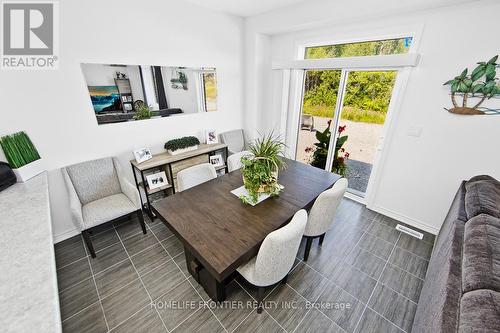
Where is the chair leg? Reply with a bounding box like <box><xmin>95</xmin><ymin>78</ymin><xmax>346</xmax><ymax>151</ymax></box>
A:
<box><xmin>319</xmin><ymin>233</ymin><xmax>325</xmax><ymax>246</ymax></box>
<box><xmin>257</xmin><ymin>286</ymin><xmax>265</xmax><ymax>314</ymax></box>
<box><xmin>281</xmin><ymin>274</ymin><xmax>288</xmax><ymax>285</ymax></box>
<box><xmin>137</xmin><ymin>209</ymin><xmax>146</xmax><ymax>234</ymax></box>
<box><xmin>82</xmin><ymin>230</ymin><xmax>96</xmax><ymax>258</ymax></box>
<box><xmin>303</xmin><ymin>237</ymin><xmax>313</xmax><ymax>261</ymax></box>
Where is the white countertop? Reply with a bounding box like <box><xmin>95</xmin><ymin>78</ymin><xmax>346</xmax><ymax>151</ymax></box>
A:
<box><xmin>0</xmin><ymin>173</ymin><xmax>62</xmax><ymax>333</ymax></box>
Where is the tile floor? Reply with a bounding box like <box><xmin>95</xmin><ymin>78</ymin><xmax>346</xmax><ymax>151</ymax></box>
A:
<box><xmin>55</xmin><ymin>198</ymin><xmax>435</xmax><ymax>333</ymax></box>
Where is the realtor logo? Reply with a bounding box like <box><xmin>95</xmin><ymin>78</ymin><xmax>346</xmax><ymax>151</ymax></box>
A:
<box><xmin>1</xmin><ymin>1</ymin><xmax>59</xmax><ymax>69</ymax></box>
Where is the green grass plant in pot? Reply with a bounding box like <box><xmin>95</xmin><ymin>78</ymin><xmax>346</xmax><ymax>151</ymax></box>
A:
<box><xmin>240</xmin><ymin>133</ymin><xmax>286</xmax><ymax>205</ymax></box>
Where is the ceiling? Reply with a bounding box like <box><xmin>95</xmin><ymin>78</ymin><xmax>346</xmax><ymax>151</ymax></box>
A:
<box><xmin>184</xmin><ymin>0</ymin><xmax>308</xmax><ymax>17</ymax></box>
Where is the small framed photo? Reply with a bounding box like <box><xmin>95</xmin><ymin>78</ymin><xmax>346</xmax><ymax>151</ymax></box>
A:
<box><xmin>133</xmin><ymin>147</ymin><xmax>152</xmax><ymax>164</ymax></box>
<box><xmin>210</xmin><ymin>154</ymin><xmax>224</xmax><ymax>167</ymax></box>
<box><xmin>121</xmin><ymin>96</ymin><xmax>128</xmax><ymax>102</ymax></box>
<box><xmin>146</xmin><ymin>171</ymin><xmax>168</xmax><ymax>190</ymax></box>
<box><xmin>206</xmin><ymin>129</ymin><xmax>218</xmax><ymax>144</ymax></box>
<box><xmin>124</xmin><ymin>103</ymin><xmax>133</xmax><ymax>111</ymax></box>
<box><xmin>127</xmin><ymin>95</ymin><xmax>133</xmax><ymax>102</ymax></box>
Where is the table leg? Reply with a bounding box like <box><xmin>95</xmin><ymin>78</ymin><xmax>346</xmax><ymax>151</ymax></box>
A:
<box><xmin>184</xmin><ymin>246</ymin><xmax>226</xmax><ymax>302</ymax></box>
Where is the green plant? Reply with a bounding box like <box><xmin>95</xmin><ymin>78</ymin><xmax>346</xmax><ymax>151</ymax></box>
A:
<box><xmin>444</xmin><ymin>55</ymin><xmax>500</xmax><ymax>114</ymax></box>
<box><xmin>0</xmin><ymin>131</ymin><xmax>41</xmax><ymax>168</ymax></box>
<box><xmin>164</xmin><ymin>136</ymin><xmax>200</xmax><ymax>152</ymax></box>
<box><xmin>306</xmin><ymin>121</ymin><xmax>349</xmax><ymax>176</ymax></box>
<box><xmin>240</xmin><ymin>133</ymin><xmax>286</xmax><ymax>204</ymax></box>
<box><xmin>133</xmin><ymin>105</ymin><xmax>153</xmax><ymax>120</ymax></box>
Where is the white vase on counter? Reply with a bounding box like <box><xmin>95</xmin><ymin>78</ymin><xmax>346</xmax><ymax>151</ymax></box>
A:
<box><xmin>13</xmin><ymin>158</ymin><xmax>45</xmax><ymax>182</ymax></box>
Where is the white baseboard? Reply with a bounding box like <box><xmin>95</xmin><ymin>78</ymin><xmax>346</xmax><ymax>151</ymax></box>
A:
<box><xmin>368</xmin><ymin>204</ymin><xmax>439</xmax><ymax>235</ymax></box>
<box><xmin>53</xmin><ymin>228</ymin><xmax>80</xmax><ymax>244</ymax></box>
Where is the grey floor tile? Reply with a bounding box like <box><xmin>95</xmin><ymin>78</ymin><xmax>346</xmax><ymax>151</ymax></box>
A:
<box><xmin>145</xmin><ymin>216</ymin><xmax>163</xmax><ymax>229</ymax></box>
<box><xmin>374</xmin><ymin>215</ymin><xmax>399</xmax><ymax>228</ymax></box>
<box><xmin>346</xmin><ymin>246</ymin><xmax>386</xmax><ymax>279</ymax></box>
<box><xmin>233</xmin><ymin>310</ymin><xmax>285</xmax><ymax>333</ymax></box>
<box><xmin>287</xmin><ymin>262</ymin><xmax>329</xmax><ymax>302</ymax></box>
<box><xmin>367</xmin><ymin>223</ymin><xmax>400</xmax><ymax>244</ymax></box>
<box><xmin>368</xmin><ymin>284</ymin><xmax>417</xmax><ymax>333</ymax></box>
<box><xmin>90</xmin><ymin>228</ymin><xmax>120</xmax><ymax>252</ymax></box>
<box><xmin>396</xmin><ymin>234</ymin><xmax>433</xmax><ymax>259</ymax></box>
<box><xmin>150</xmin><ymin>223</ymin><xmax>174</xmax><ymax>242</ymax></box>
<box><xmin>90</xmin><ymin>242</ymin><xmax>128</xmax><ymax>274</ymax></box>
<box><xmin>130</xmin><ymin>243</ymin><xmax>171</xmax><ymax>276</ymax></box>
<box><xmin>317</xmin><ymin>282</ymin><xmax>366</xmax><ymax>332</ymax></box>
<box><xmin>55</xmin><ymin>235</ymin><xmax>87</xmax><ymax>269</ymax></box>
<box><xmin>394</xmin><ymin>221</ymin><xmax>435</xmax><ymax>245</ymax></box>
<box><xmin>294</xmin><ymin>308</ymin><xmax>344</xmax><ymax>333</ymax></box>
<box><xmin>110</xmin><ymin>306</ymin><xmax>166</xmax><ymax>333</ymax></box>
<box><xmin>101</xmin><ymin>278</ymin><xmax>150</xmax><ymax>329</ymax></box>
<box><xmin>94</xmin><ymin>259</ymin><xmax>139</xmax><ymax>298</ymax></box>
<box><xmin>188</xmin><ymin>277</ymin><xmax>211</xmax><ymax>302</ymax></box>
<box><xmin>207</xmin><ymin>280</ymin><xmax>255</xmax><ymax>332</ymax></box>
<box><xmin>265</xmin><ymin>284</ymin><xmax>308</xmax><ymax>332</ymax></box>
<box><xmin>156</xmin><ymin>279</ymin><xmax>204</xmax><ymax>331</ymax></box>
<box><xmin>122</xmin><ymin>232</ymin><xmax>159</xmax><ymax>256</ymax></box>
<box><xmin>389</xmin><ymin>247</ymin><xmax>429</xmax><ymax>279</ymax></box>
<box><xmin>62</xmin><ymin>302</ymin><xmax>107</xmax><ymax>333</ymax></box>
<box><xmin>235</xmin><ymin>276</ymin><xmax>276</xmax><ymax>301</ymax></box>
<box><xmin>141</xmin><ymin>260</ymin><xmax>186</xmax><ymax>300</ymax></box>
<box><xmin>57</xmin><ymin>257</ymin><xmax>92</xmax><ymax>292</ymax></box>
<box><xmin>379</xmin><ymin>265</ymin><xmax>424</xmax><ymax>303</ymax></box>
<box><xmin>115</xmin><ymin>219</ymin><xmax>145</xmax><ymax>240</ymax></box>
<box><xmin>354</xmin><ymin>308</ymin><xmax>403</xmax><ymax>333</ymax></box>
<box><xmin>329</xmin><ymin>263</ymin><xmax>377</xmax><ymax>304</ymax></box>
<box><xmin>358</xmin><ymin>233</ymin><xmax>394</xmax><ymax>260</ymax></box>
<box><xmin>173</xmin><ymin>253</ymin><xmax>189</xmax><ymax>277</ymax></box>
<box><xmin>161</xmin><ymin>236</ymin><xmax>184</xmax><ymax>257</ymax></box>
<box><xmin>173</xmin><ymin>307</ymin><xmax>225</xmax><ymax>333</ymax></box>
<box><xmin>59</xmin><ymin>278</ymin><xmax>99</xmax><ymax>321</ymax></box>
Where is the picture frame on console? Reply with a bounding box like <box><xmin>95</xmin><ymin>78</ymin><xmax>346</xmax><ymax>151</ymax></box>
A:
<box><xmin>133</xmin><ymin>147</ymin><xmax>152</xmax><ymax>164</ymax></box>
<box><xmin>146</xmin><ymin>171</ymin><xmax>168</xmax><ymax>190</ymax></box>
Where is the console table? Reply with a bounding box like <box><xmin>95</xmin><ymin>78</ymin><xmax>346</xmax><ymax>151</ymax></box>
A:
<box><xmin>130</xmin><ymin>143</ymin><xmax>228</xmax><ymax>218</ymax></box>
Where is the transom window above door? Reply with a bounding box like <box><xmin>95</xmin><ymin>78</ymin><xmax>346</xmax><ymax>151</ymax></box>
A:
<box><xmin>304</xmin><ymin>37</ymin><xmax>413</xmax><ymax>59</ymax></box>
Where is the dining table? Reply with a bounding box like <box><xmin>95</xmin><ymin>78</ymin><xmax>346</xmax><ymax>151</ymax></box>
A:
<box><xmin>151</xmin><ymin>158</ymin><xmax>341</xmax><ymax>301</ymax></box>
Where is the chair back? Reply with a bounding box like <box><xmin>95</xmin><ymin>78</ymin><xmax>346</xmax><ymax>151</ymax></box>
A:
<box><xmin>177</xmin><ymin>163</ymin><xmax>217</xmax><ymax>192</ymax></box>
<box><xmin>253</xmin><ymin>210</ymin><xmax>307</xmax><ymax>286</ymax></box>
<box><xmin>220</xmin><ymin>129</ymin><xmax>245</xmax><ymax>155</ymax></box>
<box><xmin>227</xmin><ymin>151</ymin><xmax>253</xmax><ymax>172</ymax></box>
<box><xmin>305</xmin><ymin>178</ymin><xmax>348</xmax><ymax>237</ymax></box>
<box><xmin>65</xmin><ymin>157</ymin><xmax>121</xmax><ymax>205</ymax></box>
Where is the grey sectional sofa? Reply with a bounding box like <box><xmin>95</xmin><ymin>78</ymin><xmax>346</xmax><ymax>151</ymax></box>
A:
<box><xmin>412</xmin><ymin>175</ymin><xmax>500</xmax><ymax>332</ymax></box>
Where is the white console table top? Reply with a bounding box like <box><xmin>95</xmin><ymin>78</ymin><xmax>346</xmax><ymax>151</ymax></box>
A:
<box><xmin>0</xmin><ymin>173</ymin><xmax>62</xmax><ymax>333</ymax></box>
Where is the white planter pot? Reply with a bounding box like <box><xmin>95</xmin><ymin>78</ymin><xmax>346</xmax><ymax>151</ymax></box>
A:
<box><xmin>13</xmin><ymin>158</ymin><xmax>45</xmax><ymax>182</ymax></box>
<box><xmin>167</xmin><ymin>145</ymin><xmax>198</xmax><ymax>155</ymax></box>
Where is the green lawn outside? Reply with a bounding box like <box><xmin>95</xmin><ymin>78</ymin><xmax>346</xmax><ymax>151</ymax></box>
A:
<box><xmin>302</xmin><ymin>104</ymin><xmax>386</xmax><ymax>124</ymax></box>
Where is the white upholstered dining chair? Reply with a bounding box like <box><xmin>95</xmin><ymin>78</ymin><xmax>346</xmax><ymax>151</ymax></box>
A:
<box><xmin>62</xmin><ymin>157</ymin><xmax>145</xmax><ymax>258</ymax></box>
<box><xmin>302</xmin><ymin>177</ymin><xmax>348</xmax><ymax>261</ymax></box>
<box><xmin>237</xmin><ymin>209</ymin><xmax>307</xmax><ymax>313</ymax></box>
<box><xmin>177</xmin><ymin>163</ymin><xmax>217</xmax><ymax>192</ymax></box>
<box><xmin>227</xmin><ymin>151</ymin><xmax>253</xmax><ymax>172</ymax></box>
<box><xmin>220</xmin><ymin>129</ymin><xmax>246</xmax><ymax>155</ymax></box>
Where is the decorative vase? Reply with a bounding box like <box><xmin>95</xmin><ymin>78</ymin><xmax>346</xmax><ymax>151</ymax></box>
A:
<box><xmin>167</xmin><ymin>145</ymin><xmax>198</xmax><ymax>155</ymax></box>
<box><xmin>12</xmin><ymin>158</ymin><xmax>45</xmax><ymax>182</ymax></box>
<box><xmin>447</xmin><ymin>107</ymin><xmax>485</xmax><ymax>115</ymax></box>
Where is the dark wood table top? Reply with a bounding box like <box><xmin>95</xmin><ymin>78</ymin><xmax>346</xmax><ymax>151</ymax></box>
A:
<box><xmin>152</xmin><ymin>158</ymin><xmax>341</xmax><ymax>282</ymax></box>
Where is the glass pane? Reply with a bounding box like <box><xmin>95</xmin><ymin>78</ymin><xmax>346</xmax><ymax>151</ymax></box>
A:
<box><xmin>336</xmin><ymin>71</ymin><xmax>397</xmax><ymax>197</ymax></box>
<box><xmin>305</xmin><ymin>37</ymin><xmax>412</xmax><ymax>59</ymax></box>
<box><xmin>295</xmin><ymin>70</ymin><xmax>341</xmax><ymax>168</ymax></box>
<box><xmin>203</xmin><ymin>72</ymin><xmax>217</xmax><ymax>112</ymax></box>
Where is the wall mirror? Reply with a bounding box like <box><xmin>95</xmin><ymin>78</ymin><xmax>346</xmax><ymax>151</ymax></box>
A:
<box><xmin>81</xmin><ymin>63</ymin><xmax>218</xmax><ymax>125</ymax></box>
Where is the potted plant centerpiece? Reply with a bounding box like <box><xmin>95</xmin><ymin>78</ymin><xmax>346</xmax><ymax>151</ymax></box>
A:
<box><xmin>164</xmin><ymin>136</ymin><xmax>200</xmax><ymax>155</ymax></box>
<box><xmin>0</xmin><ymin>131</ymin><xmax>44</xmax><ymax>182</ymax></box>
<box><xmin>240</xmin><ymin>133</ymin><xmax>286</xmax><ymax>205</ymax></box>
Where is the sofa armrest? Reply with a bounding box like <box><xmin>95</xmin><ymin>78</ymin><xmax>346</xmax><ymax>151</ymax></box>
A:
<box><xmin>113</xmin><ymin>158</ymin><xmax>141</xmax><ymax>210</ymax></box>
<box><xmin>62</xmin><ymin>168</ymin><xmax>84</xmax><ymax>230</ymax></box>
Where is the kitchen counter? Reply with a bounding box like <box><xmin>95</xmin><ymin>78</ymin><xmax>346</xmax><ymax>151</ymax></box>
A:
<box><xmin>0</xmin><ymin>173</ymin><xmax>61</xmax><ymax>333</ymax></box>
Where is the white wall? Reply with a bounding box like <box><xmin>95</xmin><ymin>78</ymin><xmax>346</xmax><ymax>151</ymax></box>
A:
<box><xmin>0</xmin><ymin>0</ymin><xmax>244</xmax><ymax>242</ymax></box>
<box><xmin>245</xmin><ymin>0</ymin><xmax>500</xmax><ymax>234</ymax></box>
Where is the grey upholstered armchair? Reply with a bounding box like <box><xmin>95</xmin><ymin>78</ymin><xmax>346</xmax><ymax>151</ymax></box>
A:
<box><xmin>62</xmin><ymin>157</ymin><xmax>145</xmax><ymax>258</ymax></box>
<box><xmin>220</xmin><ymin>129</ymin><xmax>246</xmax><ymax>155</ymax></box>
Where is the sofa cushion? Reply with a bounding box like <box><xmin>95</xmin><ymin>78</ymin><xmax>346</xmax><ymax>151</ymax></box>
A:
<box><xmin>82</xmin><ymin>193</ymin><xmax>136</xmax><ymax>228</ymax></box>
<box><xmin>411</xmin><ymin>219</ymin><xmax>465</xmax><ymax>333</ymax></box>
<box><xmin>465</xmin><ymin>176</ymin><xmax>500</xmax><ymax>219</ymax></box>
<box><xmin>459</xmin><ymin>289</ymin><xmax>500</xmax><ymax>332</ymax></box>
<box><xmin>462</xmin><ymin>214</ymin><xmax>500</xmax><ymax>293</ymax></box>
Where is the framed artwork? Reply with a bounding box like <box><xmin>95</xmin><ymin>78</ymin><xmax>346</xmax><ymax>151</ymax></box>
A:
<box><xmin>210</xmin><ymin>154</ymin><xmax>224</xmax><ymax>167</ymax></box>
<box><xmin>206</xmin><ymin>129</ymin><xmax>218</xmax><ymax>144</ymax></box>
<box><xmin>88</xmin><ymin>86</ymin><xmax>121</xmax><ymax>113</ymax></box>
<box><xmin>146</xmin><ymin>171</ymin><xmax>168</xmax><ymax>190</ymax></box>
<box><xmin>133</xmin><ymin>147</ymin><xmax>152</xmax><ymax>164</ymax></box>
